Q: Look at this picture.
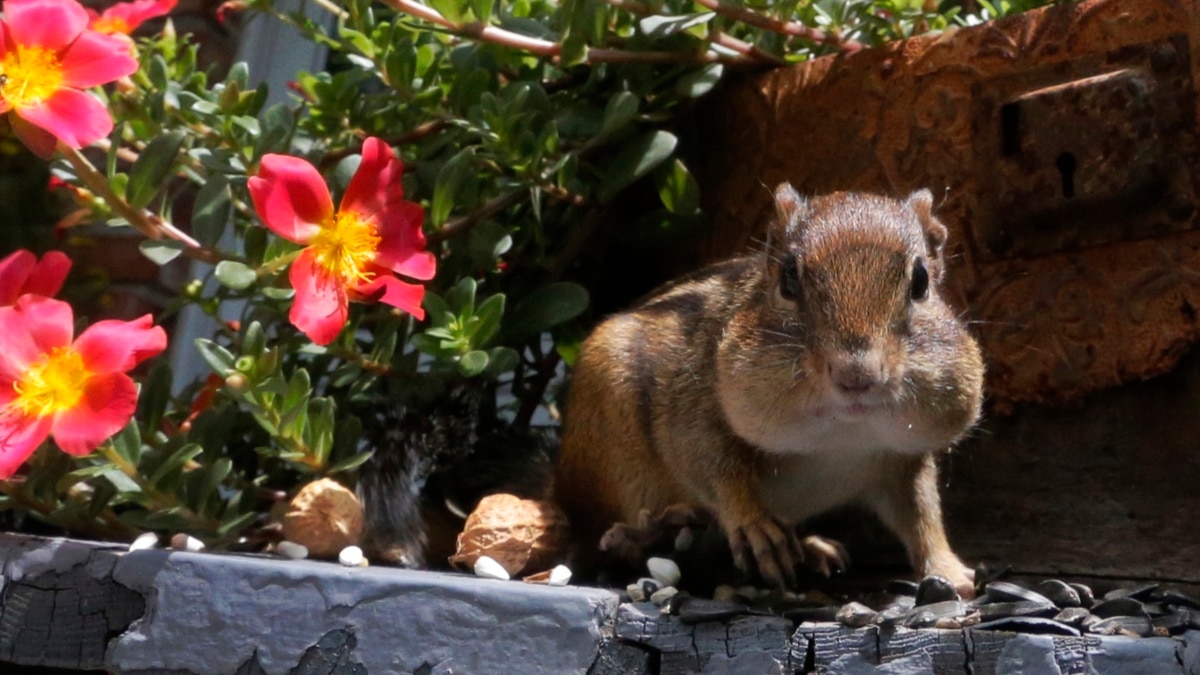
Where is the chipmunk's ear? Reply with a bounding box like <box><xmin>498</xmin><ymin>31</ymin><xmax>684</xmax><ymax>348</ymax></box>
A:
<box><xmin>906</xmin><ymin>188</ymin><xmax>947</xmax><ymax>281</ymax></box>
<box><xmin>769</xmin><ymin>182</ymin><xmax>808</xmax><ymax>252</ymax></box>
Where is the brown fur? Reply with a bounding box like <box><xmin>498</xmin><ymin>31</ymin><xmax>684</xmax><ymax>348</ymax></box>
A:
<box><xmin>555</xmin><ymin>187</ymin><xmax>984</xmax><ymax>594</ymax></box>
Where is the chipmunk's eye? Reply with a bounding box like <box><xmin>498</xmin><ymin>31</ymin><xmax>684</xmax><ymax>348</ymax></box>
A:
<box><xmin>779</xmin><ymin>257</ymin><xmax>801</xmax><ymax>301</ymax></box>
<box><xmin>910</xmin><ymin>257</ymin><xmax>929</xmax><ymax>301</ymax></box>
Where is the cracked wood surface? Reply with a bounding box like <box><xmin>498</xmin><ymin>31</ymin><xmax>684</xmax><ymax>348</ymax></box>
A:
<box><xmin>0</xmin><ymin>533</ymin><xmax>1197</xmax><ymax>673</ymax></box>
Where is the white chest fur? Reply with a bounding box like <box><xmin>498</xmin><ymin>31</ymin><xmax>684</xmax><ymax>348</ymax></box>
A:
<box><xmin>757</xmin><ymin>449</ymin><xmax>886</xmax><ymax>522</ymax></box>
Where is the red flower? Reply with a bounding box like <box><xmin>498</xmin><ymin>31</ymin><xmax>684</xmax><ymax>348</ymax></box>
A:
<box><xmin>0</xmin><ymin>248</ymin><xmax>71</xmax><ymax>305</ymax></box>
<box><xmin>0</xmin><ymin>0</ymin><xmax>139</xmax><ymax>157</ymax></box>
<box><xmin>248</xmin><ymin>137</ymin><xmax>436</xmax><ymax>345</ymax></box>
<box><xmin>0</xmin><ymin>294</ymin><xmax>166</xmax><ymax>478</ymax></box>
<box><xmin>87</xmin><ymin>0</ymin><xmax>177</xmax><ymax>35</ymax></box>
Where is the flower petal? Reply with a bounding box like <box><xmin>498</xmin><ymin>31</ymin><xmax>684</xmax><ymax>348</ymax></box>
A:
<box><xmin>0</xmin><ymin>295</ymin><xmax>73</xmax><ymax>381</ymax></box>
<box><xmin>0</xmin><ymin>400</ymin><xmax>53</xmax><ymax>479</ymax></box>
<box><xmin>353</xmin><ymin>271</ymin><xmax>426</xmax><ymax>320</ymax></box>
<box><xmin>374</xmin><ymin>201</ymin><xmax>436</xmax><ymax>281</ymax></box>
<box><xmin>288</xmin><ymin>249</ymin><xmax>348</xmax><ymax>345</ymax></box>
<box><xmin>97</xmin><ymin>0</ymin><xmax>177</xmax><ymax>31</ymax></box>
<box><xmin>0</xmin><ymin>249</ymin><xmax>72</xmax><ymax>304</ymax></box>
<box><xmin>248</xmin><ymin>154</ymin><xmax>332</xmax><ymax>243</ymax></box>
<box><xmin>74</xmin><ymin>314</ymin><xmax>167</xmax><ymax>374</ymax></box>
<box><xmin>48</xmin><ymin>371</ymin><xmax>137</xmax><ymax>455</ymax></box>
<box><xmin>21</xmin><ymin>250</ymin><xmax>71</xmax><ymax>299</ymax></box>
<box><xmin>0</xmin><ymin>250</ymin><xmax>36</xmax><ymax>305</ymax></box>
<box><xmin>17</xmin><ymin>88</ymin><xmax>113</xmax><ymax>150</ymax></box>
<box><xmin>3</xmin><ymin>0</ymin><xmax>88</xmax><ymax>51</ymax></box>
<box><xmin>59</xmin><ymin>30</ymin><xmax>138</xmax><ymax>88</ymax></box>
<box><xmin>341</xmin><ymin>137</ymin><xmax>404</xmax><ymax>220</ymax></box>
<box><xmin>10</xmin><ymin>112</ymin><xmax>59</xmax><ymax>159</ymax></box>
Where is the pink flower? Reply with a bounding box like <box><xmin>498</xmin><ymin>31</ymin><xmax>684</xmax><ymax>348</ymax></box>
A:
<box><xmin>0</xmin><ymin>294</ymin><xmax>166</xmax><ymax>478</ymax></box>
<box><xmin>0</xmin><ymin>0</ymin><xmax>140</xmax><ymax>157</ymax></box>
<box><xmin>87</xmin><ymin>0</ymin><xmax>177</xmax><ymax>35</ymax></box>
<box><xmin>0</xmin><ymin>249</ymin><xmax>71</xmax><ymax>305</ymax></box>
<box><xmin>248</xmin><ymin>137</ymin><xmax>436</xmax><ymax>345</ymax></box>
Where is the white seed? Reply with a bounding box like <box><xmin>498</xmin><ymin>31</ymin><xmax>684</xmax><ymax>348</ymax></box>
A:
<box><xmin>472</xmin><ymin>555</ymin><xmax>510</xmax><ymax>580</ymax></box>
<box><xmin>338</xmin><ymin>545</ymin><xmax>365</xmax><ymax>567</ymax></box>
<box><xmin>128</xmin><ymin>532</ymin><xmax>159</xmax><ymax>552</ymax></box>
<box><xmin>646</xmin><ymin>557</ymin><xmax>681</xmax><ymax>587</ymax></box>
<box><xmin>276</xmin><ymin>540</ymin><xmax>309</xmax><ymax>560</ymax></box>
<box><xmin>170</xmin><ymin>533</ymin><xmax>205</xmax><ymax>552</ymax></box>
<box><xmin>547</xmin><ymin>564</ymin><xmax>572</xmax><ymax>587</ymax></box>
<box><xmin>626</xmin><ymin>583</ymin><xmax>647</xmax><ymax>602</ymax></box>
<box><xmin>673</xmin><ymin>527</ymin><xmax>695</xmax><ymax>552</ymax></box>
<box><xmin>650</xmin><ymin>586</ymin><xmax>679</xmax><ymax>605</ymax></box>
<box><xmin>713</xmin><ymin>584</ymin><xmax>738</xmax><ymax>602</ymax></box>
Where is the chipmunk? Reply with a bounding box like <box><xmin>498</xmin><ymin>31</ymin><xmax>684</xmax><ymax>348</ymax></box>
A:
<box><xmin>554</xmin><ymin>186</ymin><xmax>984</xmax><ymax>596</ymax></box>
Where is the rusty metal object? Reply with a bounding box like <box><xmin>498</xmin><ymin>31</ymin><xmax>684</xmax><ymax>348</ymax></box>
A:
<box><xmin>694</xmin><ymin>0</ymin><xmax>1200</xmax><ymax>409</ymax></box>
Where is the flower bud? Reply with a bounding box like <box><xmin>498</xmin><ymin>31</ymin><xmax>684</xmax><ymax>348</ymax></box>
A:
<box><xmin>224</xmin><ymin>372</ymin><xmax>250</xmax><ymax>392</ymax></box>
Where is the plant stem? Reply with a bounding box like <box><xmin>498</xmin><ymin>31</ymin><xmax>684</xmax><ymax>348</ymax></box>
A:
<box><xmin>380</xmin><ymin>0</ymin><xmax>758</xmax><ymax>65</ymax></box>
<box><xmin>59</xmin><ymin>143</ymin><xmax>228</xmax><ymax>265</ymax></box>
<box><xmin>256</xmin><ymin>250</ymin><xmax>303</xmax><ymax>278</ymax></box>
<box><xmin>691</xmin><ymin>0</ymin><xmax>864</xmax><ymax>52</ymax></box>
<box><xmin>428</xmin><ymin>189</ymin><xmax>526</xmax><ymax>244</ymax></box>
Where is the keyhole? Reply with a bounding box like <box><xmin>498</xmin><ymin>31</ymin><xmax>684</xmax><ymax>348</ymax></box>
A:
<box><xmin>1056</xmin><ymin>152</ymin><xmax>1077</xmax><ymax>198</ymax></box>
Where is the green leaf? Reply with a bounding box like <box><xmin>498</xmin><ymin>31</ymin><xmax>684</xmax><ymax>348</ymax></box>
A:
<box><xmin>242</xmin><ymin>321</ymin><xmax>266</xmax><ymax>358</ymax></box>
<box><xmin>484</xmin><ymin>346</ymin><xmax>519</xmax><ymax>374</ymax></box>
<box><xmin>560</xmin><ymin>34</ymin><xmax>588</xmax><ymax>67</ymax></box>
<box><xmin>307</xmin><ymin>398</ymin><xmax>336</xmax><ymax>467</ymax></box>
<box><xmin>138</xmin><ymin>239</ymin><xmax>186</xmax><ymax>265</ymax></box>
<box><xmin>601</xmin><ymin>130</ymin><xmax>678</xmax><ymax>200</ymax></box>
<box><xmin>498</xmin><ymin>282</ymin><xmax>590</xmax><ymax>342</ymax></box>
<box><xmin>423</xmin><ymin>292</ymin><xmax>452</xmax><ymax>327</ymax></box>
<box><xmin>203</xmin><ymin>457</ymin><xmax>233</xmax><ymax>500</ymax></box>
<box><xmin>195</xmin><ymin>338</ymin><xmax>237</xmax><ymax>376</ymax></box>
<box><xmin>553</xmin><ymin>322</ymin><xmax>588</xmax><ymax>366</ymax></box>
<box><xmin>137</xmin><ymin>361</ymin><xmax>173</xmax><ymax>434</ymax></box>
<box><xmin>676</xmin><ymin>63</ymin><xmax>724</xmax><ymax>98</ymax></box>
<box><xmin>471</xmin><ymin>0</ymin><xmax>493</xmax><ymax>23</ymax></box>
<box><xmin>215</xmin><ymin>261</ymin><xmax>256</xmax><ymax>290</ymax></box>
<box><xmin>471</xmin><ymin>293</ymin><xmax>505</xmax><ymax>347</ymax></box>
<box><xmin>600</xmin><ymin>92</ymin><xmax>637</xmax><ymax>138</ymax></box>
<box><xmin>432</xmin><ymin>148</ymin><xmax>476</xmax><ymax>226</ymax></box>
<box><xmin>149</xmin><ymin>443</ymin><xmax>203</xmax><ymax>486</ymax></box>
<box><xmin>428</xmin><ymin>0</ymin><xmax>467</xmax><ymax>23</ymax></box>
<box><xmin>127</xmin><ymin>131</ymin><xmax>185</xmax><ymax>210</ymax></box>
<box><xmin>100</xmin><ymin>467</ymin><xmax>141</xmax><ymax>494</ymax></box>
<box><xmin>217</xmin><ymin>510</ymin><xmax>259</xmax><ymax>536</ymax></box>
<box><xmin>445</xmin><ymin>277</ymin><xmax>477</xmax><ymax>316</ymax></box>
<box><xmin>638</xmin><ymin>12</ymin><xmax>713</xmax><ymax>38</ymax></box>
<box><xmin>192</xmin><ymin>176</ymin><xmax>232</xmax><ymax>247</ymax></box>
<box><xmin>656</xmin><ymin>159</ymin><xmax>701</xmax><ymax>215</ymax></box>
<box><xmin>56</xmin><ymin>465</ymin><xmax>114</xmax><ymax>494</ymax></box>
<box><xmin>327</xmin><ymin>450</ymin><xmax>374</xmax><ymax>475</ymax></box>
<box><xmin>255</xmin><ymin>103</ymin><xmax>294</xmax><ymax>157</ymax></box>
<box><xmin>458</xmin><ymin>350</ymin><xmax>489</xmax><ymax>376</ymax></box>
<box><xmin>243</xmin><ymin>222</ymin><xmax>269</xmax><ymax>264</ymax></box>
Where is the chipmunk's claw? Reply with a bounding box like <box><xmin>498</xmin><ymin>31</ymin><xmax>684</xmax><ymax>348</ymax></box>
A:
<box><xmin>729</xmin><ymin>517</ymin><xmax>799</xmax><ymax>589</ymax></box>
<box><xmin>800</xmin><ymin>534</ymin><xmax>850</xmax><ymax>577</ymax></box>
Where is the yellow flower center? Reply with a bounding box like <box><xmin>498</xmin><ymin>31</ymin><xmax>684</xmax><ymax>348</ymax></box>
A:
<box><xmin>11</xmin><ymin>347</ymin><xmax>89</xmax><ymax>419</ymax></box>
<box><xmin>92</xmin><ymin>17</ymin><xmax>133</xmax><ymax>35</ymax></box>
<box><xmin>310</xmin><ymin>211</ymin><xmax>381</xmax><ymax>285</ymax></box>
<box><xmin>0</xmin><ymin>44</ymin><xmax>65</xmax><ymax>110</ymax></box>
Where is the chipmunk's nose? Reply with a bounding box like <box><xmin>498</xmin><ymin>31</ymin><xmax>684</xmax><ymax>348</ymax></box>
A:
<box><xmin>827</xmin><ymin>350</ymin><xmax>886</xmax><ymax>395</ymax></box>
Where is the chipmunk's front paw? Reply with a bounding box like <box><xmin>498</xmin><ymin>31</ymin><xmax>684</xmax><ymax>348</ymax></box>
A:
<box><xmin>801</xmin><ymin>534</ymin><xmax>850</xmax><ymax>577</ymax></box>
<box><xmin>728</xmin><ymin>517</ymin><xmax>804</xmax><ymax>588</ymax></box>
<box><xmin>599</xmin><ymin>503</ymin><xmax>713</xmax><ymax>562</ymax></box>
